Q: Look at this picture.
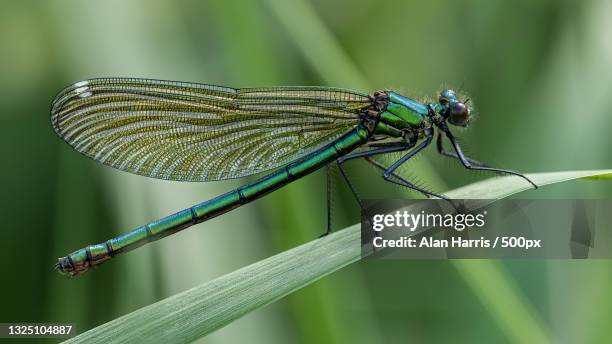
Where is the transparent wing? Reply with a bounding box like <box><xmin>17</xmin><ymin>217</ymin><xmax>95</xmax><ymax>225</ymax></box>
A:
<box><xmin>51</xmin><ymin>78</ymin><xmax>370</xmax><ymax>181</ymax></box>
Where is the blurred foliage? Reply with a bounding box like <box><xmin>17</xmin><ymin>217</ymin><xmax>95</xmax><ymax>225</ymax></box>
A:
<box><xmin>0</xmin><ymin>0</ymin><xmax>611</xmax><ymax>343</ymax></box>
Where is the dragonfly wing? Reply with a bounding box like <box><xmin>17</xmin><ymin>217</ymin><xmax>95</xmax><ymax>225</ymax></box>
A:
<box><xmin>51</xmin><ymin>78</ymin><xmax>370</xmax><ymax>181</ymax></box>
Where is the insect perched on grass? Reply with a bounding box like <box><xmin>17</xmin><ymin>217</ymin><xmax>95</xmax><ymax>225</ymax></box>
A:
<box><xmin>51</xmin><ymin>78</ymin><xmax>537</xmax><ymax>276</ymax></box>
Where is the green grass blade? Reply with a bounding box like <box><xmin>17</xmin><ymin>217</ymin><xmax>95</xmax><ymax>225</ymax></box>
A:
<box><xmin>445</xmin><ymin>170</ymin><xmax>612</xmax><ymax>199</ymax></box>
<box><xmin>583</xmin><ymin>173</ymin><xmax>612</xmax><ymax>180</ymax></box>
<box><xmin>63</xmin><ymin>170</ymin><xmax>612</xmax><ymax>344</ymax></box>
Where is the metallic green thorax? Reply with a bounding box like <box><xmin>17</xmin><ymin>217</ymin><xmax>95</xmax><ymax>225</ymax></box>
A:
<box><xmin>56</xmin><ymin>125</ymin><xmax>372</xmax><ymax>276</ymax></box>
<box><xmin>387</xmin><ymin>91</ymin><xmax>428</xmax><ymax>115</ymax></box>
<box><xmin>374</xmin><ymin>91</ymin><xmax>426</xmax><ymax>137</ymax></box>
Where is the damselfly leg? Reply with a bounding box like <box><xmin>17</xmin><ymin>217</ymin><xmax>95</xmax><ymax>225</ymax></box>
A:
<box><xmin>363</xmin><ymin>157</ymin><xmax>455</xmax><ymax>205</ymax></box>
<box><xmin>382</xmin><ymin>128</ymin><xmax>433</xmax><ymax>177</ymax></box>
<box><xmin>322</xmin><ymin>130</ymin><xmax>457</xmax><ymax>236</ymax></box>
<box><xmin>325</xmin><ymin>165</ymin><xmax>333</xmax><ymax>237</ymax></box>
<box><xmin>376</xmin><ymin>129</ymin><xmax>457</xmax><ymax>207</ymax></box>
<box><xmin>436</xmin><ymin>134</ymin><xmax>489</xmax><ymax>168</ymax></box>
<box><xmin>437</xmin><ymin>123</ymin><xmax>538</xmax><ymax>189</ymax></box>
<box><xmin>319</xmin><ymin>141</ymin><xmax>417</xmax><ymax>237</ymax></box>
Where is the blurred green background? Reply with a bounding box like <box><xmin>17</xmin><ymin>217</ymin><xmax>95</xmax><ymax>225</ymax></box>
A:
<box><xmin>1</xmin><ymin>0</ymin><xmax>612</xmax><ymax>343</ymax></box>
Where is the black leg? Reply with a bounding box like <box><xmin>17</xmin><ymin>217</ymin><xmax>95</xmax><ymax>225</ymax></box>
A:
<box><xmin>436</xmin><ymin>134</ymin><xmax>488</xmax><ymax>168</ymax></box>
<box><xmin>337</xmin><ymin>141</ymin><xmax>415</xmax><ymax>165</ymax></box>
<box><xmin>383</xmin><ymin>128</ymin><xmax>433</xmax><ymax>177</ymax></box>
<box><xmin>365</xmin><ymin>157</ymin><xmax>456</xmax><ymax>207</ymax></box>
<box><xmin>321</xmin><ymin>165</ymin><xmax>334</xmax><ymax>237</ymax></box>
<box><xmin>334</xmin><ymin>161</ymin><xmax>383</xmax><ymax>244</ymax></box>
<box><xmin>317</xmin><ymin>141</ymin><xmax>416</xmax><ymax>237</ymax></box>
<box><xmin>366</xmin><ymin>140</ymin><xmax>407</xmax><ymax>148</ymax></box>
<box><xmin>438</xmin><ymin>124</ymin><xmax>538</xmax><ymax>189</ymax></box>
<box><xmin>336</xmin><ymin>140</ymin><xmax>417</xmax><ymax>207</ymax></box>
<box><xmin>375</xmin><ymin>129</ymin><xmax>458</xmax><ymax>210</ymax></box>
<box><xmin>316</xmin><ymin>159</ymin><xmax>367</xmax><ymax>238</ymax></box>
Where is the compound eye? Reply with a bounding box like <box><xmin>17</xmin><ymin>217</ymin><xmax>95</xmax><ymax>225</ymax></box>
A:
<box><xmin>439</xmin><ymin>89</ymin><xmax>456</xmax><ymax>105</ymax></box>
<box><xmin>448</xmin><ymin>101</ymin><xmax>470</xmax><ymax>126</ymax></box>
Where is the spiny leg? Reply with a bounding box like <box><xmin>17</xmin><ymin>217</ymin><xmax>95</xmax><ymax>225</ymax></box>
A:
<box><xmin>336</xmin><ymin>141</ymin><xmax>418</xmax><ymax>208</ymax></box>
<box><xmin>364</xmin><ymin>157</ymin><xmax>455</xmax><ymax>207</ymax></box>
<box><xmin>336</xmin><ymin>144</ymin><xmax>411</xmax><ymax>212</ymax></box>
<box><xmin>438</xmin><ymin>124</ymin><xmax>538</xmax><ymax>189</ymax></box>
<box><xmin>319</xmin><ymin>142</ymin><xmax>416</xmax><ymax>237</ymax></box>
<box><xmin>377</xmin><ymin>129</ymin><xmax>458</xmax><ymax>209</ymax></box>
<box><xmin>321</xmin><ymin>164</ymin><xmax>334</xmax><ymax>237</ymax></box>
<box><xmin>327</xmin><ymin>165</ymin><xmax>332</xmax><ymax>235</ymax></box>
<box><xmin>383</xmin><ymin>128</ymin><xmax>433</xmax><ymax>177</ymax></box>
<box><xmin>337</xmin><ymin>141</ymin><xmax>416</xmax><ymax>165</ymax></box>
<box><xmin>436</xmin><ymin>134</ymin><xmax>488</xmax><ymax>168</ymax></box>
<box><xmin>319</xmin><ymin>162</ymin><xmax>361</xmax><ymax>237</ymax></box>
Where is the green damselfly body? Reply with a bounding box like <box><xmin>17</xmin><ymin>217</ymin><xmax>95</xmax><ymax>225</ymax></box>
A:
<box><xmin>51</xmin><ymin>78</ymin><xmax>537</xmax><ymax>276</ymax></box>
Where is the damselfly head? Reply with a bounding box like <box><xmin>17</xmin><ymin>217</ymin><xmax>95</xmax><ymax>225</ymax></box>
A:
<box><xmin>438</xmin><ymin>89</ymin><xmax>472</xmax><ymax>127</ymax></box>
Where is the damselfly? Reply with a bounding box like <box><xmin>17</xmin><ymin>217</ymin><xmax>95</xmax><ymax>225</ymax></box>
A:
<box><xmin>51</xmin><ymin>78</ymin><xmax>537</xmax><ymax>276</ymax></box>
